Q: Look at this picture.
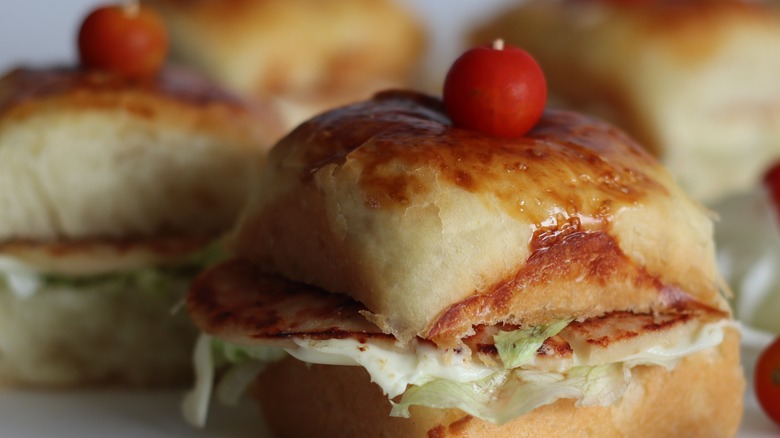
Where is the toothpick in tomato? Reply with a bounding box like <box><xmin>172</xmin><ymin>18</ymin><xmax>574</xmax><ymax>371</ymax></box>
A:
<box><xmin>78</xmin><ymin>1</ymin><xmax>169</xmax><ymax>79</ymax></box>
<box><xmin>443</xmin><ymin>39</ymin><xmax>547</xmax><ymax>139</ymax></box>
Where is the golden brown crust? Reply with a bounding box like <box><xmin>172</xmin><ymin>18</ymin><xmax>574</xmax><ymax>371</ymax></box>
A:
<box><xmin>188</xmin><ymin>259</ymin><xmax>388</xmax><ymax>348</ymax></box>
<box><xmin>424</xmin><ymin>230</ymin><xmax>724</xmax><ymax>346</ymax></box>
<box><xmin>256</xmin><ymin>91</ymin><xmax>663</xmax><ymax>218</ymax></box>
<box><xmin>0</xmin><ymin>66</ymin><xmax>282</xmax><ymax>143</ymax></box>
<box><xmin>233</xmin><ymin>90</ymin><xmax>725</xmax><ymax>344</ymax></box>
<box><xmin>0</xmin><ymin>66</ymin><xmax>242</xmax><ymax>112</ymax></box>
<box><xmin>252</xmin><ymin>328</ymin><xmax>744</xmax><ymax>438</ymax></box>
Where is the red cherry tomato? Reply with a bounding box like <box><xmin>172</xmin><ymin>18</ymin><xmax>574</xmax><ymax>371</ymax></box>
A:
<box><xmin>443</xmin><ymin>39</ymin><xmax>547</xmax><ymax>139</ymax></box>
<box><xmin>78</xmin><ymin>2</ymin><xmax>169</xmax><ymax>79</ymax></box>
<box><xmin>755</xmin><ymin>336</ymin><xmax>780</xmax><ymax>426</ymax></box>
<box><xmin>764</xmin><ymin>163</ymin><xmax>780</xmax><ymax>215</ymax></box>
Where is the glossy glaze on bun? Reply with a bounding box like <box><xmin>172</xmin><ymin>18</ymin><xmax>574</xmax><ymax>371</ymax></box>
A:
<box><xmin>233</xmin><ymin>90</ymin><xmax>727</xmax><ymax>346</ymax></box>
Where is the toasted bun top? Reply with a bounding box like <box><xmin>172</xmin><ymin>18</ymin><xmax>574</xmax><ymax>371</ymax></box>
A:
<box><xmin>234</xmin><ymin>91</ymin><xmax>727</xmax><ymax>345</ymax></box>
<box><xmin>145</xmin><ymin>0</ymin><xmax>424</xmax><ymax>115</ymax></box>
<box><xmin>470</xmin><ymin>0</ymin><xmax>780</xmax><ymax>203</ymax></box>
<box><xmin>0</xmin><ymin>67</ymin><xmax>283</xmax><ymax>248</ymax></box>
<box><xmin>1</xmin><ymin>66</ymin><xmax>244</xmax><ymax>111</ymax></box>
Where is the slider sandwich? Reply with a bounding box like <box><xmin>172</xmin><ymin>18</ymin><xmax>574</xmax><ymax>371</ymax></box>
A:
<box><xmin>0</xmin><ymin>67</ymin><xmax>282</xmax><ymax>386</ymax></box>
<box><xmin>471</xmin><ymin>0</ymin><xmax>780</xmax><ymax>203</ymax></box>
<box><xmin>186</xmin><ymin>91</ymin><xmax>744</xmax><ymax>436</ymax></box>
<box><xmin>144</xmin><ymin>0</ymin><xmax>425</xmax><ymax>131</ymax></box>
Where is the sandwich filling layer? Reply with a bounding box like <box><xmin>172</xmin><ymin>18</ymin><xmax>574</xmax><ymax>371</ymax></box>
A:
<box><xmin>0</xmin><ymin>243</ymin><xmax>225</xmax><ymax>299</ymax></box>
<box><xmin>184</xmin><ymin>259</ymin><xmax>730</xmax><ymax>426</ymax></box>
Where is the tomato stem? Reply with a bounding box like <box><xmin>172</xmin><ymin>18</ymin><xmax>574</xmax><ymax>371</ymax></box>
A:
<box><xmin>492</xmin><ymin>39</ymin><xmax>505</xmax><ymax>51</ymax></box>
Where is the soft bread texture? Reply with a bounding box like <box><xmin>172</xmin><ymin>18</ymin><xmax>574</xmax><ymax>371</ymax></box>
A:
<box><xmin>0</xmin><ymin>67</ymin><xmax>282</xmax><ymax>243</ymax></box>
<box><xmin>472</xmin><ymin>0</ymin><xmax>780</xmax><ymax>203</ymax></box>
<box><xmin>233</xmin><ymin>91</ymin><xmax>727</xmax><ymax>345</ymax></box>
<box><xmin>252</xmin><ymin>328</ymin><xmax>744</xmax><ymax>438</ymax></box>
<box><xmin>145</xmin><ymin>0</ymin><xmax>425</xmax><ymax>130</ymax></box>
<box><xmin>0</xmin><ymin>280</ymin><xmax>195</xmax><ymax>387</ymax></box>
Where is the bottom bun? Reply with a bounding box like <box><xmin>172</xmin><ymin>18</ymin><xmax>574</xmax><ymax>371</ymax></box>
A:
<box><xmin>0</xmin><ymin>283</ymin><xmax>196</xmax><ymax>387</ymax></box>
<box><xmin>252</xmin><ymin>328</ymin><xmax>744</xmax><ymax>438</ymax></box>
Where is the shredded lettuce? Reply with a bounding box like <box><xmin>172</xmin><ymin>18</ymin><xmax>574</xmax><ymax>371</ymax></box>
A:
<box><xmin>182</xmin><ymin>334</ymin><xmax>215</xmax><ymax>428</ymax></box>
<box><xmin>281</xmin><ymin>319</ymin><xmax>725</xmax><ymax>425</ymax></box>
<box><xmin>210</xmin><ymin>339</ymin><xmax>287</xmax><ymax>405</ymax></box>
<box><xmin>493</xmin><ymin>319</ymin><xmax>572</xmax><ymax>369</ymax></box>
<box><xmin>182</xmin><ymin>336</ymin><xmax>287</xmax><ymax>428</ymax></box>
<box><xmin>211</xmin><ymin>338</ymin><xmax>287</xmax><ymax>366</ymax></box>
<box><xmin>183</xmin><ymin>317</ymin><xmax>727</xmax><ymax>427</ymax></box>
<box><xmin>215</xmin><ymin>361</ymin><xmax>269</xmax><ymax>406</ymax></box>
<box><xmin>391</xmin><ymin>363</ymin><xmax>629</xmax><ymax>424</ymax></box>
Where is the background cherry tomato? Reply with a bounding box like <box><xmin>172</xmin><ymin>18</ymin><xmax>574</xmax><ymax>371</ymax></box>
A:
<box><xmin>764</xmin><ymin>162</ymin><xmax>780</xmax><ymax>216</ymax></box>
<box><xmin>443</xmin><ymin>40</ymin><xmax>547</xmax><ymax>139</ymax></box>
<box><xmin>755</xmin><ymin>336</ymin><xmax>780</xmax><ymax>426</ymax></box>
<box><xmin>78</xmin><ymin>3</ymin><xmax>168</xmax><ymax>79</ymax></box>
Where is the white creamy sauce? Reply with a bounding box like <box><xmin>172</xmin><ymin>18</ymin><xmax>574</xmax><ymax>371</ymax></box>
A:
<box><xmin>287</xmin><ymin>339</ymin><xmax>495</xmax><ymax>398</ymax></box>
<box><xmin>286</xmin><ymin>320</ymin><xmax>727</xmax><ymax>399</ymax></box>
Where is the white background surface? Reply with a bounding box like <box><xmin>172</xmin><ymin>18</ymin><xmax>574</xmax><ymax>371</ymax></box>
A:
<box><xmin>0</xmin><ymin>1</ymin><xmax>777</xmax><ymax>436</ymax></box>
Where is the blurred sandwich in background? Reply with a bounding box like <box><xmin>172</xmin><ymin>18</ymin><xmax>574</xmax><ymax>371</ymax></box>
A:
<box><xmin>472</xmin><ymin>0</ymin><xmax>780</xmax><ymax>203</ymax></box>
<box><xmin>0</xmin><ymin>66</ymin><xmax>282</xmax><ymax>387</ymax></box>
<box><xmin>145</xmin><ymin>0</ymin><xmax>426</xmax><ymax>130</ymax></box>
